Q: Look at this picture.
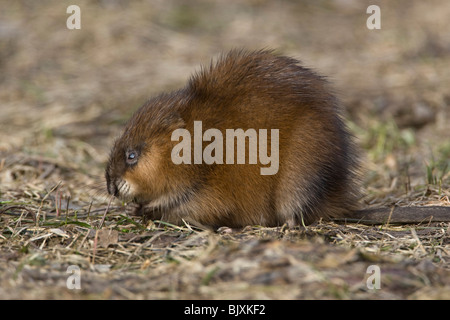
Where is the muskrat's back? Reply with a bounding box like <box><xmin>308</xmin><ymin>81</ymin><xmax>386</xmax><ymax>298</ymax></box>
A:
<box><xmin>106</xmin><ymin>49</ymin><xmax>361</xmax><ymax>228</ymax></box>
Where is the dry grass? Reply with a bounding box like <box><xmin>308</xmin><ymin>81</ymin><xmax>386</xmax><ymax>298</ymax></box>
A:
<box><xmin>1</xmin><ymin>0</ymin><xmax>450</xmax><ymax>299</ymax></box>
<box><xmin>1</xmin><ymin>200</ymin><xmax>449</xmax><ymax>299</ymax></box>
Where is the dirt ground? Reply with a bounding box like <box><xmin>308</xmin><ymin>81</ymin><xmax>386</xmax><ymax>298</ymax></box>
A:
<box><xmin>0</xmin><ymin>0</ymin><xmax>449</xmax><ymax>300</ymax></box>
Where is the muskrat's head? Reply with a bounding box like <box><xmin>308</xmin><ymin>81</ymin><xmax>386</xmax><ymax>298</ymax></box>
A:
<box><xmin>105</xmin><ymin>93</ymin><xmax>187</xmax><ymax>205</ymax></box>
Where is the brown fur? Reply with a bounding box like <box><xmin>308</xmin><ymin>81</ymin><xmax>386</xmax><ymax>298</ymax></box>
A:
<box><xmin>106</xmin><ymin>49</ymin><xmax>363</xmax><ymax>228</ymax></box>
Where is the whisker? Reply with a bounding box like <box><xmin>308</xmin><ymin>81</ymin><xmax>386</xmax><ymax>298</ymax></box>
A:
<box><xmin>82</xmin><ymin>181</ymin><xmax>109</xmax><ymax>200</ymax></box>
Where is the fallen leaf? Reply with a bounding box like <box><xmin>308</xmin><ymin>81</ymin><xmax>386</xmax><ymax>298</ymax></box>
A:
<box><xmin>96</xmin><ymin>229</ymin><xmax>119</xmax><ymax>248</ymax></box>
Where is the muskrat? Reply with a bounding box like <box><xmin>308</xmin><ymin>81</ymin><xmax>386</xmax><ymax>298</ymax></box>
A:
<box><xmin>105</xmin><ymin>49</ymin><xmax>450</xmax><ymax>228</ymax></box>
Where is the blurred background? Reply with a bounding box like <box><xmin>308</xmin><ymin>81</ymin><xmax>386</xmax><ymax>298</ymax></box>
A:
<box><xmin>0</xmin><ymin>0</ymin><xmax>449</xmax><ymax>206</ymax></box>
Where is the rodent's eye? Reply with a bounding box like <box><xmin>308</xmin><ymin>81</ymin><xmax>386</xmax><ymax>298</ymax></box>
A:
<box><xmin>126</xmin><ymin>150</ymin><xmax>139</xmax><ymax>166</ymax></box>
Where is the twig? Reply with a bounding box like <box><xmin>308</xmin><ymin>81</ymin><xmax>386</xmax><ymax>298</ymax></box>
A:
<box><xmin>0</xmin><ymin>205</ymin><xmax>37</xmax><ymax>223</ymax></box>
<box><xmin>92</xmin><ymin>229</ymin><xmax>99</xmax><ymax>265</ymax></box>
<box><xmin>65</xmin><ymin>195</ymin><xmax>71</xmax><ymax>222</ymax></box>
<box><xmin>36</xmin><ymin>181</ymin><xmax>62</xmax><ymax>225</ymax></box>
<box><xmin>99</xmin><ymin>197</ymin><xmax>113</xmax><ymax>229</ymax></box>
<box><xmin>411</xmin><ymin>228</ymin><xmax>427</xmax><ymax>254</ymax></box>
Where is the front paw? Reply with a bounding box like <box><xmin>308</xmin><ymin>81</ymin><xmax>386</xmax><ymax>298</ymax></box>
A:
<box><xmin>125</xmin><ymin>203</ymin><xmax>161</xmax><ymax>223</ymax></box>
<box><xmin>125</xmin><ymin>202</ymin><xmax>144</xmax><ymax>217</ymax></box>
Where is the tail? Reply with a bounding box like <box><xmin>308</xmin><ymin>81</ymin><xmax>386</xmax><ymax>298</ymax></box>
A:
<box><xmin>333</xmin><ymin>206</ymin><xmax>450</xmax><ymax>224</ymax></box>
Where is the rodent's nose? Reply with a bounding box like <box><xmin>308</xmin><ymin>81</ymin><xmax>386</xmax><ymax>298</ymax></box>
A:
<box><xmin>107</xmin><ymin>180</ymin><xmax>119</xmax><ymax>197</ymax></box>
<box><xmin>108</xmin><ymin>182</ymin><xmax>119</xmax><ymax>197</ymax></box>
<box><xmin>106</xmin><ymin>171</ymin><xmax>119</xmax><ymax>197</ymax></box>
